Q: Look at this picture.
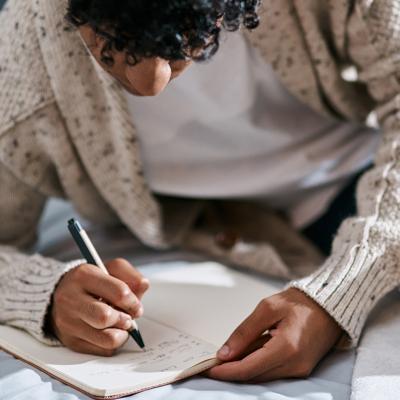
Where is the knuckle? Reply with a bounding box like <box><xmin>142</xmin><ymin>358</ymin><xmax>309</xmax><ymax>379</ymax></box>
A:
<box><xmin>114</xmin><ymin>257</ymin><xmax>129</xmax><ymax>266</ymax></box>
<box><xmin>97</xmin><ymin>307</ymin><xmax>113</xmax><ymax>326</ymax></box>
<box><xmin>114</xmin><ymin>283</ymin><xmax>132</xmax><ymax>303</ymax></box>
<box><xmin>93</xmin><ymin>329</ymin><xmax>107</xmax><ymax>347</ymax></box>
<box><xmin>108</xmin><ymin>258</ymin><xmax>129</xmax><ymax>270</ymax></box>
<box><xmin>102</xmin><ymin>330</ymin><xmax>123</xmax><ymax>349</ymax></box>
<box><xmin>257</xmin><ymin>298</ymin><xmax>272</xmax><ymax>313</ymax></box>
<box><xmin>73</xmin><ymin>264</ymin><xmax>90</xmax><ymax>279</ymax></box>
<box><xmin>129</xmin><ymin>302</ymin><xmax>142</xmax><ymax>318</ymax></box>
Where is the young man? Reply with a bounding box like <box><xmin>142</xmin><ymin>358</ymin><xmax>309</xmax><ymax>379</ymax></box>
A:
<box><xmin>0</xmin><ymin>0</ymin><xmax>399</xmax><ymax>383</ymax></box>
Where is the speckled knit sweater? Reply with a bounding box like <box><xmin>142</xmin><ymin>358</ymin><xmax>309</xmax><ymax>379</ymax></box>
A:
<box><xmin>0</xmin><ymin>0</ymin><xmax>400</xmax><ymax>348</ymax></box>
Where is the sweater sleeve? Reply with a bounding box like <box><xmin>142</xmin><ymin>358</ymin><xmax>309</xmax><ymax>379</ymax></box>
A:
<box><xmin>0</xmin><ymin>164</ymin><xmax>83</xmax><ymax>345</ymax></box>
<box><xmin>289</xmin><ymin>1</ymin><xmax>400</xmax><ymax>347</ymax></box>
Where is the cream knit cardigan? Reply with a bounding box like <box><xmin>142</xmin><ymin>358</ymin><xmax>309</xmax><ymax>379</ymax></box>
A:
<box><xmin>0</xmin><ymin>0</ymin><xmax>400</xmax><ymax>349</ymax></box>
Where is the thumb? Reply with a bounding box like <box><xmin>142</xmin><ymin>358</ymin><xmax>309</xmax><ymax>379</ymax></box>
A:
<box><xmin>217</xmin><ymin>299</ymin><xmax>279</xmax><ymax>361</ymax></box>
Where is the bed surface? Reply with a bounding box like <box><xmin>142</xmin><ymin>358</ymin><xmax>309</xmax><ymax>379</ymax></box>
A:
<box><xmin>0</xmin><ymin>349</ymin><xmax>354</xmax><ymax>400</ymax></box>
<box><xmin>0</xmin><ymin>200</ymin><xmax>355</xmax><ymax>399</ymax></box>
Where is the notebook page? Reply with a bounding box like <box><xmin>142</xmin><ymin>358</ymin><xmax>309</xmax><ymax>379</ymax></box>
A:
<box><xmin>142</xmin><ymin>262</ymin><xmax>283</xmax><ymax>346</ymax></box>
<box><xmin>0</xmin><ymin>317</ymin><xmax>217</xmax><ymax>397</ymax></box>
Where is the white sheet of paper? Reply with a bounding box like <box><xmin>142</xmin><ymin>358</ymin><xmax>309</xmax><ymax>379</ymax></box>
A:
<box><xmin>142</xmin><ymin>262</ymin><xmax>283</xmax><ymax>346</ymax></box>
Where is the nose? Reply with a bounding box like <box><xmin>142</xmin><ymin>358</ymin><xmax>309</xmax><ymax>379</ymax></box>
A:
<box><xmin>126</xmin><ymin>57</ymin><xmax>172</xmax><ymax>97</ymax></box>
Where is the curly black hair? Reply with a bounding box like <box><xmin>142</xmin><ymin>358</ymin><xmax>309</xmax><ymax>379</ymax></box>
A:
<box><xmin>66</xmin><ymin>0</ymin><xmax>261</xmax><ymax>66</ymax></box>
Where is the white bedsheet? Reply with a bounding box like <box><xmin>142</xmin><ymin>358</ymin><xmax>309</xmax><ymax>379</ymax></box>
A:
<box><xmin>351</xmin><ymin>290</ymin><xmax>400</xmax><ymax>400</ymax></box>
<box><xmin>0</xmin><ymin>199</ymin><xmax>355</xmax><ymax>400</ymax></box>
<box><xmin>0</xmin><ymin>349</ymin><xmax>354</xmax><ymax>400</ymax></box>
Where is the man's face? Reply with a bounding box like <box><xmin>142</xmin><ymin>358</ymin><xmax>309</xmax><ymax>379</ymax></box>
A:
<box><xmin>79</xmin><ymin>25</ymin><xmax>193</xmax><ymax>97</ymax></box>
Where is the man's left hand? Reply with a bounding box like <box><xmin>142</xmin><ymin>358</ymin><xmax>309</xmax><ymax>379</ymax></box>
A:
<box><xmin>206</xmin><ymin>288</ymin><xmax>342</xmax><ymax>382</ymax></box>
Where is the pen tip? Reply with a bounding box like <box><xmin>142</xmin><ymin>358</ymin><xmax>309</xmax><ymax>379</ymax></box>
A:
<box><xmin>130</xmin><ymin>329</ymin><xmax>146</xmax><ymax>350</ymax></box>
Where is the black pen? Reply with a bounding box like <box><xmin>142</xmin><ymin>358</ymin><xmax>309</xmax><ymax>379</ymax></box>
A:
<box><xmin>68</xmin><ymin>218</ymin><xmax>146</xmax><ymax>350</ymax></box>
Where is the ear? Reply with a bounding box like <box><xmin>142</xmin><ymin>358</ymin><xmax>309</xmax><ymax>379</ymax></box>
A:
<box><xmin>79</xmin><ymin>25</ymin><xmax>99</xmax><ymax>52</ymax></box>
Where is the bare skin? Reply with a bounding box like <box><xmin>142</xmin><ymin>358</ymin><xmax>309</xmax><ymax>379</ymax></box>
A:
<box><xmin>52</xmin><ymin>26</ymin><xmax>345</xmax><ymax>379</ymax></box>
<box><xmin>51</xmin><ymin>258</ymin><xmax>149</xmax><ymax>356</ymax></box>
<box><xmin>79</xmin><ymin>25</ymin><xmax>192</xmax><ymax>97</ymax></box>
<box><xmin>207</xmin><ymin>288</ymin><xmax>342</xmax><ymax>382</ymax></box>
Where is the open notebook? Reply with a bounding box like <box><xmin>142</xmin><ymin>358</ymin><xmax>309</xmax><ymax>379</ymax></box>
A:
<box><xmin>0</xmin><ymin>262</ymin><xmax>282</xmax><ymax>399</ymax></box>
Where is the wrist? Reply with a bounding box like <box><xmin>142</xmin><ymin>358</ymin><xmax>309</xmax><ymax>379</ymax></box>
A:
<box><xmin>43</xmin><ymin>291</ymin><xmax>59</xmax><ymax>340</ymax></box>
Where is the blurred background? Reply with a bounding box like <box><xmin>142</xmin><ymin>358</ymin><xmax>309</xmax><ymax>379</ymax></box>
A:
<box><xmin>0</xmin><ymin>1</ymin><xmax>5</xmax><ymax>10</ymax></box>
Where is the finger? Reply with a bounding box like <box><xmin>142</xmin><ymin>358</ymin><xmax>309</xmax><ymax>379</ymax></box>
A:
<box><xmin>78</xmin><ymin>264</ymin><xmax>142</xmax><ymax>318</ymax></box>
<box><xmin>217</xmin><ymin>299</ymin><xmax>281</xmax><ymax>361</ymax></box>
<box><xmin>208</xmin><ymin>336</ymin><xmax>286</xmax><ymax>382</ymax></box>
<box><xmin>66</xmin><ymin>337</ymin><xmax>119</xmax><ymax>357</ymax></box>
<box><xmin>106</xmin><ymin>258</ymin><xmax>150</xmax><ymax>300</ymax></box>
<box><xmin>78</xmin><ymin>293</ymin><xmax>133</xmax><ymax>330</ymax></box>
<box><xmin>214</xmin><ymin>334</ymin><xmax>271</xmax><ymax>363</ymax></box>
<box><xmin>74</xmin><ymin>320</ymin><xmax>129</xmax><ymax>350</ymax></box>
<box><xmin>249</xmin><ymin>366</ymin><xmax>289</xmax><ymax>383</ymax></box>
<box><xmin>239</xmin><ymin>334</ymin><xmax>272</xmax><ymax>359</ymax></box>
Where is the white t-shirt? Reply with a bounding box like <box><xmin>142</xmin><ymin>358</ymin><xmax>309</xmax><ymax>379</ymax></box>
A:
<box><xmin>125</xmin><ymin>32</ymin><xmax>379</xmax><ymax>228</ymax></box>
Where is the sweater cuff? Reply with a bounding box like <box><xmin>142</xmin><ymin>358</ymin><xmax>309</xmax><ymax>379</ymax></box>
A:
<box><xmin>288</xmin><ymin>241</ymin><xmax>399</xmax><ymax>348</ymax></box>
<box><xmin>1</xmin><ymin>253</ymin><xmax>85</xmax><ymax>346</ymax></box>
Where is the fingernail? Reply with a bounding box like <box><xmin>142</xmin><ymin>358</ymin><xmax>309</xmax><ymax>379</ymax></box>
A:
<box><xmin>217</xmin><ymin>345</ymin><xmax>230</xmax><ymax>358</ymax></box>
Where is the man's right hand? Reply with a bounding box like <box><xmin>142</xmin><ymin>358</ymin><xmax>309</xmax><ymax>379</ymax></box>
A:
<box><xmin>51</xmin><ymin>258</ymin><xmax>149</xmax><ymax>356</ymax></box>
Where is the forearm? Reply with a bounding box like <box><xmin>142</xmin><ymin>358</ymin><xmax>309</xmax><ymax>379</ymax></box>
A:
<box><xmin>0</xmin><ymin>245</ymin><xmax>84</xmax><ymax>345</ymax></box>
<box><xmin>289</xmin><ymin>230</ymin><xmax>399</xmax><ymax>347</ymax></box>
<box><xmin>290</xmin><ymin>125</ymin><xmax>400</xmax><ymax>346</ymax></box>
<box><xmin>289</xmin><ymin>0</ymin><xmax>400</xmax><ymax>347</ymax></box>
<box><xmin>0</xmin><ymin>162</ymin><xmax>84</xmax><ymax>344</ymax></box>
